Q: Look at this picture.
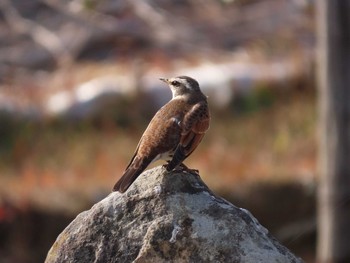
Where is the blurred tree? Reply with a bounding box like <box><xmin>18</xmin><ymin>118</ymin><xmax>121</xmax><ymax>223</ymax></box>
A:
<box><xmin>316</xmin><ymin>0</ymin><xmax>350</xmax><ymax>262</ymax></box>
<box><xmin>0</xmin><ymin>0</ymin><xmax>73</xmax><ymax>66</ymax></box>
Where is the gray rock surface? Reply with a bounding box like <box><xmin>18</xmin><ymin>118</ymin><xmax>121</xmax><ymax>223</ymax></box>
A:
<box><xmin>45</xmin><ymin>166</ymin><xmax>303</xmax><ymax>263</ymax></box>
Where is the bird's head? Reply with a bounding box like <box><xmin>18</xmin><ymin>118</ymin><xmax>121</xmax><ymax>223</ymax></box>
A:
<box><xmin>159</xmin><ymin>76</ymin><xmax>201</xmax><ymax>98</ymax></box>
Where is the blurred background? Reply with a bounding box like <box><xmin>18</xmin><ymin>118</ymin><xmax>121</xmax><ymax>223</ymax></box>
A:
<box><xmin>0</xmin><ymin>0</ymin><xmax>319</xmax><ymax>262</ymax></box>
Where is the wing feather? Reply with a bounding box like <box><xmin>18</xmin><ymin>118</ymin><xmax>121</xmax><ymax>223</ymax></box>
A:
<box><xmin>166</xmin><ymin>101</ymin><xmax>210</xmax><ymax>171</ymax></box>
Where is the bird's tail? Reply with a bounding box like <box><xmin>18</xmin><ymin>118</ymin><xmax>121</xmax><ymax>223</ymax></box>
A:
<box><xmin>113</xmin><ymin>157</ymin><xmax>151</xmax><ymax>193</ymax></box>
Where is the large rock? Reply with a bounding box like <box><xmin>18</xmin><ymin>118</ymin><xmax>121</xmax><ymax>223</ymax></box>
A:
<box><xmin>45</xmin><ymin>166</ymin><xmax>303</xmax><ymax>263</ymax></box>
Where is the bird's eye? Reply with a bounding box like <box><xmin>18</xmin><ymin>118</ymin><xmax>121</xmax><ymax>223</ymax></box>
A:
<box><xmin>171</xmin><ymin>80</ymin><xmax>180</xmax><ymax>86</ymax></box>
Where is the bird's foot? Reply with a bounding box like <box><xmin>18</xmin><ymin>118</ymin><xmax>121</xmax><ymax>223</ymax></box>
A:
<box><xmin>163</xmin><ymin>163</ymin><xmax>199</xmax><ymax>176</ymax></box>
<box><xmin>178</xmin><ymin>163</ymin><xmax>200</xmax><ymax>175</ymax></box>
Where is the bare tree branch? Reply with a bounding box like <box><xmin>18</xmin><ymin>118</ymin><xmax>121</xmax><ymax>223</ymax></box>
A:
<box><xmin>0</xmin><ymin>0</ymin><xmax>73</xmax><ymax>66</ymax></box>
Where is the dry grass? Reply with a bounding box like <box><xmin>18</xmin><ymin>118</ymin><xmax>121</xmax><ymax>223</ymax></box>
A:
<box><xmin>201</xmin><ymin>90</ymin><xmax>316</xmax><ymax>189</ymax></box>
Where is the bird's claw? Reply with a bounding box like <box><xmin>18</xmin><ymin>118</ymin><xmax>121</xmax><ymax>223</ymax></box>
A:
<box><xmin>165</xmin><ymin>163</ymin><xmax>199</xmax><ymax>175</ymax></box>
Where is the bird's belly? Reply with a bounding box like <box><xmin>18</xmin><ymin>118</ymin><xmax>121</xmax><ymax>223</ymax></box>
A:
<box><xmin>152</xmin><ymin>150</ymin><xmax>174</xmax><ymax>163</ymax></box>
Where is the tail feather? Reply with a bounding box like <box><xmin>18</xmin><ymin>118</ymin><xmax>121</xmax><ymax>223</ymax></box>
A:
<box><xmin>113</xmin><ymin>167</ymin><xmax>141</xmax><ymax>193</ymax></box>
<box><xmin>113</xmin><ymin>157</ymin><xmax>151</xmax><ymax>193</ymax></box>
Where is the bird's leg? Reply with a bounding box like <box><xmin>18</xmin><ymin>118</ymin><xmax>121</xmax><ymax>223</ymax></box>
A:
<box><xmin>162</xmin><ymin>160</ymin><xmax>173</xmax><ymax>172</ymax></box>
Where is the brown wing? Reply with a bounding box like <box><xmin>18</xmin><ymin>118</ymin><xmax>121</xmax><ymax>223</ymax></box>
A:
<box><xmin>166</xmin><ymin>101</ymin><xmax>210</xmax><ymax>171</ymax></box>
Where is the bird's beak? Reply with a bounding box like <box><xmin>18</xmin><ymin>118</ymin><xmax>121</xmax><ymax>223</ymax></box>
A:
<box><xmin>159</xmin><ymin>78</ymin><xmax>169</xmax><ymax>84</ymax></box>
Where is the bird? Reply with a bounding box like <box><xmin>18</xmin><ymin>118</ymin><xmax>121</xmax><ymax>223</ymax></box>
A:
<box><xmin>112</xmin><ymin>76</ymin><xmax>210</xmax><ymax>193</ymax></box>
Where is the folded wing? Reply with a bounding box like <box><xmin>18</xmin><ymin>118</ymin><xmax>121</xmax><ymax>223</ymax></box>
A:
<box><xmin>166</xmin><ymin>101</ymin><xmax>210</xmax><ymax>171</ymax></box>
